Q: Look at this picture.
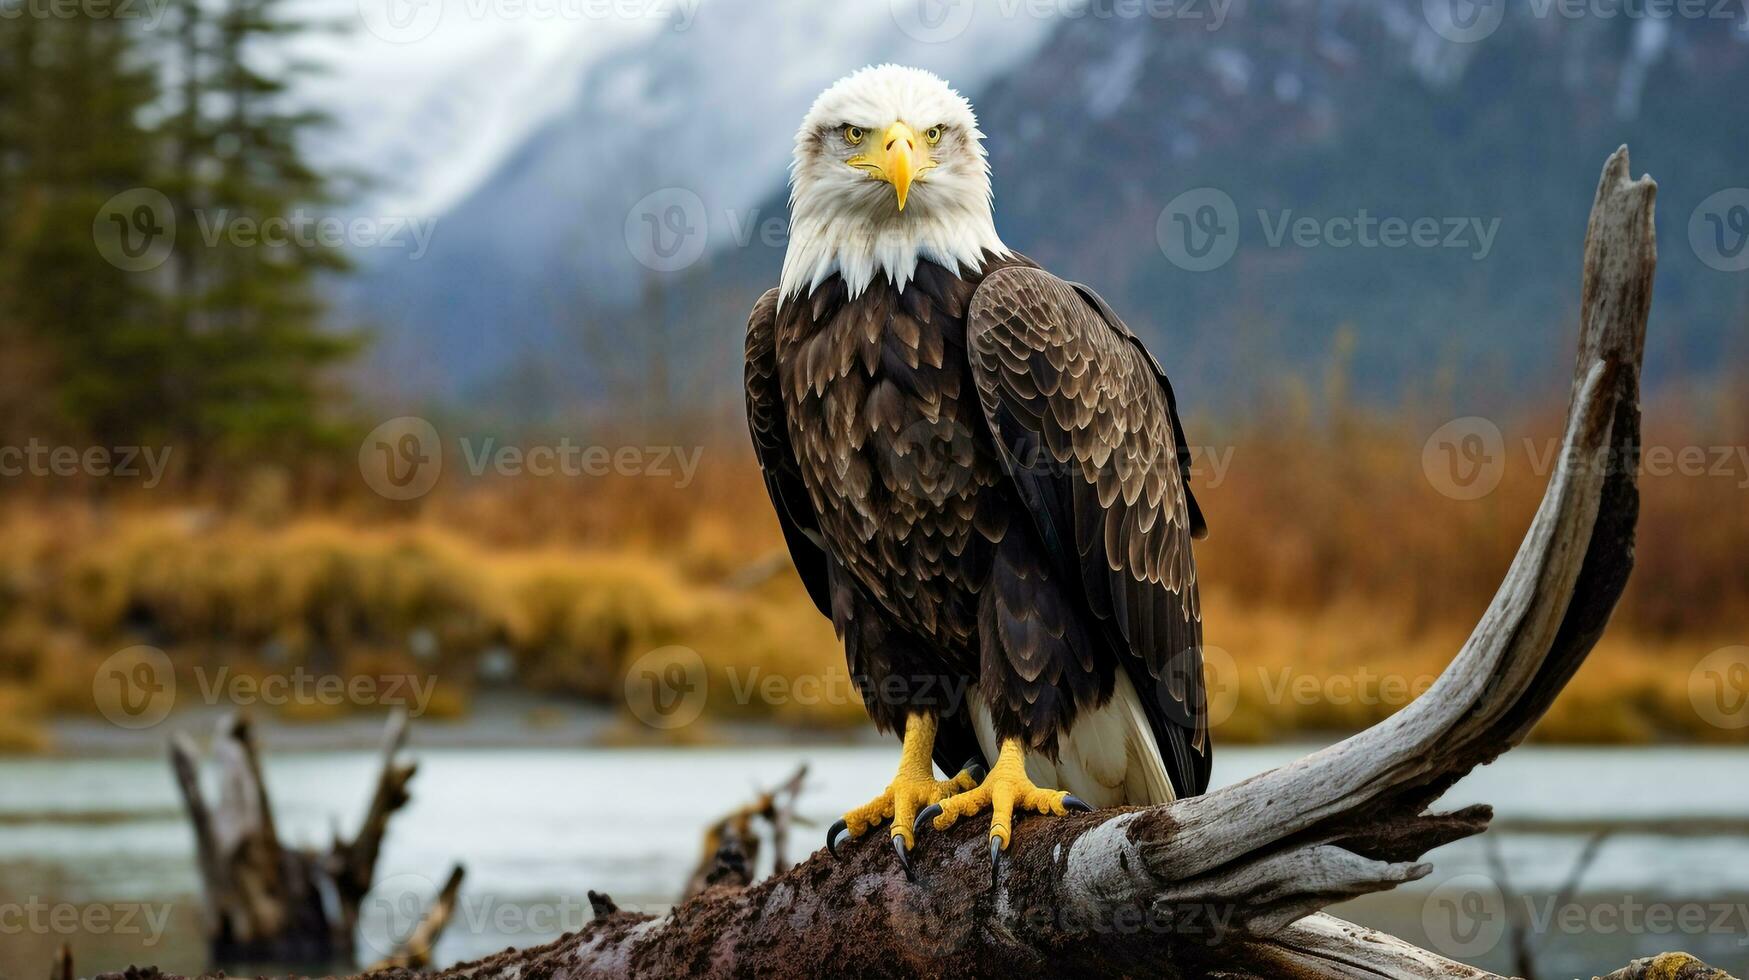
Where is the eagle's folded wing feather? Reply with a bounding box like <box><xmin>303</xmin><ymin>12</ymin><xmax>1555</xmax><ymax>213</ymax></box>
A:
<box><xmin>745</xmin><ymin>287</ymin><xmax>832</xmax><ymax>617</ymax></box>
<box><xmin>966</xmin><ymin>267</ymin><xmax>1212</xmax><ymax>798</ymax></box>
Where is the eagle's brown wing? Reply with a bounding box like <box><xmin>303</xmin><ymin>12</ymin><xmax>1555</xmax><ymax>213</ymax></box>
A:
<box><xmin>744</xmin><ymin>287</ymin><xmax>831</xmax><ymax>616</ymax></box>
<box><xmin>745</xmin><ymin>284</ymin><xmax>987</xmax><ymax>773</ymax></box>
<box><xmin>966</xmin><ymin>267</ymin><xmax>1211</xmax><ymax>798</ymax></box>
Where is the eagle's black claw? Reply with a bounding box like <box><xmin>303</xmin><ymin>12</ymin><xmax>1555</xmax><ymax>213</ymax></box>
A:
<box><xmin>990</xmin><ymin>837</ymin><xmax>1004</xmax><ymax>889</ymax></box>
<box><xmin>913</xmin><ymin>803</ymin><xmax>943</xmax><ymax>838</ymax></box>
<box><xmin>891</xmin><ymin>834</ymin><xmax>915</xmax><ymax>881</ymax></box>
<box><xmin>827</xmin><ymin>818</ymin><xmax>849</xmax><ymax>859</ymax></box>
<box><xmin>1063</xmin><ymin>794</ymin><xmax>1093</xmax><ymax>814</ymax></box>
<box><xmin>960</xmin><ymin>756</ymin><xmax>987</xmax><ymax>783</ymax></box>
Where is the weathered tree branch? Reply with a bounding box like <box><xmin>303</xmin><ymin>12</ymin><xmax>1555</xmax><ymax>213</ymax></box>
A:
<box><xmin>680</xmin><ymin>764</ymin><xmax>810</xmax><ymax>901</ymax></box>
<box><xmin>330</xmin><ymin>709</ymin><xmax>420</xmax><ymax>909</ymax></box>
<box><xmin>361</xmin><ymin>146</ymin><xmax>1658</xmax><ymax>980</ymax></box>
<box><xmin>369</xmin><ymin>864</ymin><xmax>468</xmax><ymax>972</ymax></box>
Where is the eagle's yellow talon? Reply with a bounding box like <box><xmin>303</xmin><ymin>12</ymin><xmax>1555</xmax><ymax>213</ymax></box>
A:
<box><xmin>832</xmin><ymin>713</ymin><xmax>962</xmax><ymax>854</ymax></box>
<box><xmin>842</xmin><ymin>802</ymin><xmax>891</xmax><ymax>838</ymax></box>
<box><xmin>924</xmin><ymin>738</ymin><xmax>1076</xmax><ymax>850</ymax></box>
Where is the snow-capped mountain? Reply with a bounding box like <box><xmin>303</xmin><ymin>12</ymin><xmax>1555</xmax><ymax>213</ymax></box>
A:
<box><xmin>306</xmin><ymin>0</ymin><xmax>1058</xmax><ymax>402</ymax></box>
<box><xmin>969</xmin><ymin>1</ymin><xmax>1749</xmax><ymax>402</ymax></box>
<box><xmin>314</xmin><ymin>0</ymin><xmax>1749</xmax><ymax>411</ymax></box>
<box><xmin>296</xmin><ymin>1</ymin><xmax>661</xmax><ymax>218</ymax></box>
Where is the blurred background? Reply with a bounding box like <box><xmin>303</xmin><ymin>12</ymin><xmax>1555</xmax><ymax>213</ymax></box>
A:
<box><xmin>1</xmin><ymin>0</ymin><xmax>1747</xmax><ymax>977</ymax></box>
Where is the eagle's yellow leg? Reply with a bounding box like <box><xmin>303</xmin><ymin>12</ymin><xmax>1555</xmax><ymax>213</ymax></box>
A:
<box><xmin>830</xmin><ymin>713</ymin><xmax>980</xmax><ymax>862</ymax></box>
<box><xmin>924</xmin><ymin>738</ymin><xmax>1080</xmax><ymax>851</ymax></box>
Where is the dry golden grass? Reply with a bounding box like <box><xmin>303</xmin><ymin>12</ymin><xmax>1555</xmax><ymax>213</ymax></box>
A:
<box><xmin>0</xmin><ymin>382</ymin><xmax>1743</xmax><ymax>748</ymax></box>
<box><xmin>0</xmin><ymin>504</ymin><xmax>858</xmax><ymax>738</ymax></box>
<box><xmin>0</xmin><ymin>684</ymin><xmax>47</xmax><ymax>752</ymax></box>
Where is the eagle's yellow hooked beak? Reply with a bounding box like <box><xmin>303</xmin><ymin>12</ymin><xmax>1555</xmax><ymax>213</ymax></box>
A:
<box><xmin>850</xmin><ymin>122</ymin><xmax>927</xmax><ymax>211</ymax></box>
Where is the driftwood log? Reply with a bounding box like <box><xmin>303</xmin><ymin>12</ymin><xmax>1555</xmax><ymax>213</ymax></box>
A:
<box><xmin>169</xmin><ymin>708</ymin><xmax>448</xmax><ymax>967</ymax></box>
<box><xmin>358</xmin><ymin>147</ymin><xmax>1669</xmax><ymax>980</ymax></box>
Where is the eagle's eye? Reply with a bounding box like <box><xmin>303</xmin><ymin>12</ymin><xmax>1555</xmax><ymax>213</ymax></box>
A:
<box><xmin>843</xmin><ymin>125</ymin><xmax>865</xmax><ymax>146</ymax></box>
<box><xmin>924</xmin><ymin>126</ymin><xmax>943</xmax><ymax>145</ymax></box>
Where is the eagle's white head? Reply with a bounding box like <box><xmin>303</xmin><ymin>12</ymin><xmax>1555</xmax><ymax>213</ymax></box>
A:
<box><xmin>780</xmin><ymin>65</ymin><xmax>1008</xmax><ymax>302</ymax></box>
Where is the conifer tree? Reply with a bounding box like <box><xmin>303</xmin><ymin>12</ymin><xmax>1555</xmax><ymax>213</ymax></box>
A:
<box><xmin>1</xmin><ymin>15</ymin><xmax>167</xmax><ymax>445</ymax></box>
<box><xmin>0</xmin><ymin>4</ymin><xmax>360</xmax><ymax>465</ymax></box>
<box><xmin>163</xmin><ymin>0</ymin><xmax>357</xmax><ymax>459</ymax></box>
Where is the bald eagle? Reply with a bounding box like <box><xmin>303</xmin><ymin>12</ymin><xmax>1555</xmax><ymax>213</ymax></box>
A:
<box><xmin>745</xmin><ymin>65</ymin><xmax>1210</xmax><ymax>879</ymax></box>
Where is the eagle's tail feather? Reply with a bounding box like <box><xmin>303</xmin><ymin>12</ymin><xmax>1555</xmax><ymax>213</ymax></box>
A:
<box><xmin>968</xmin><ymin>671</ymin><xmax>1176</xmax><ymax>809</ymax></box>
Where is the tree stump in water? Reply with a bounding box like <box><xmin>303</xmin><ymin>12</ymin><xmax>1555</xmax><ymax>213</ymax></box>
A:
<box><xmin>168</xmin><ymin>708</ymin><xmax>444</xmax><ymax>967</ymax></box>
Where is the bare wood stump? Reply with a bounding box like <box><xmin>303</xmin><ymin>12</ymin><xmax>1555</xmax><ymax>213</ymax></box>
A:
<box><xmin>168</xmin><ymin>708</ymin><xmax>441</xmax><ymax>967</ymax></box>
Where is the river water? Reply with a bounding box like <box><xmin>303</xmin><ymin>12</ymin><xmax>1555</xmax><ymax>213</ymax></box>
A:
<box><xmin>2</xmin><ymin>743</ymin><xmax>1746</xmax><ymax>978</ymax></box>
